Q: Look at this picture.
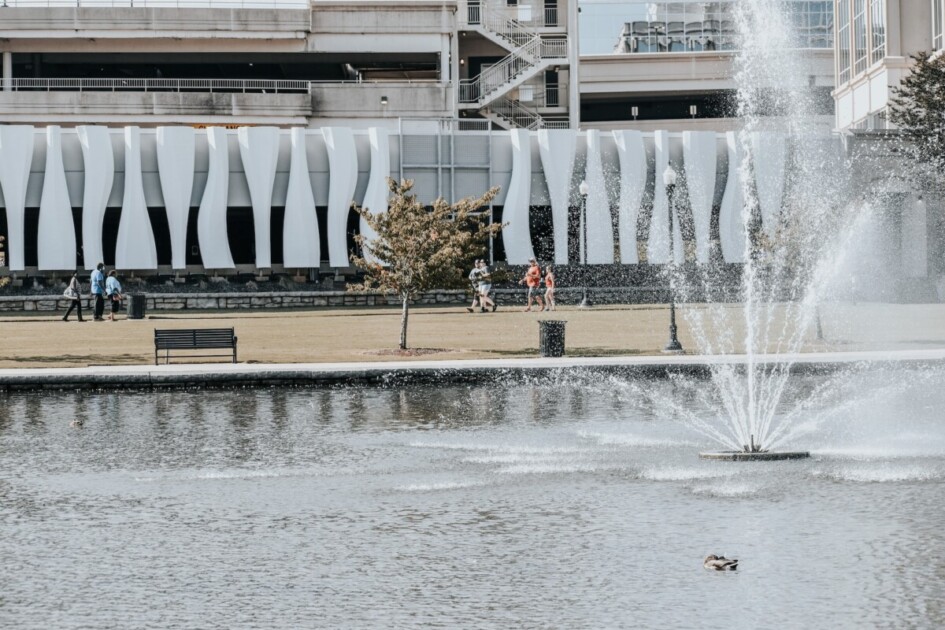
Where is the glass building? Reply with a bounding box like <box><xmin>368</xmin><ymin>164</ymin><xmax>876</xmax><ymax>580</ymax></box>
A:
<box><xmin>585</xmin><ymin>0</ymin><xmax>833</xmax><ymax>55</ymax></box>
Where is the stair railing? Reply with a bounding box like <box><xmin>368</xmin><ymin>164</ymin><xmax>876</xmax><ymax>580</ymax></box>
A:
<box><xmin>488</xmin><ymin>95</ymin><xmax>544</xmax><ymax>130</ymax></box>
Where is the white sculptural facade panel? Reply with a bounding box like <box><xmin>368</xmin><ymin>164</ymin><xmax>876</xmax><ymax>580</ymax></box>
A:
<box><xmin>719</xmin><ymin>131</ymin><xmax>747</xmax><ymax>264</ymax></box>
<box><xmin>583</xmin><ymin>130</ymin><xmax>615</xmax><ymax>264</ymax></box>
<box><xmin>238</xmin><ymin>126</ymin><xmax>281</xmax><ymax>270</ymax></box>
<box><xmin>648</xmin><ymin>130</ymin><xmax>673</xmax><ymax>264</ymax></box>
<box><xmin>323</xmin><ymin>127</ymin><xmax>359</xmax><ymax>268</ymax></box>
<box><xmin>156</xmin><ymin>126</ymin><xmax>196</xmax><ymax>271</ymax></box>
<box><xmin>77</xmin><ymin>126</ymin><xmax>115</xmax><ymax>271</ymax></box>
<box><xmin>197</xmin><ymin>127</ymin><xmax>235</xmax><ymax>270</ymax></box>
<box><xmin>360</xmin><ymin>127</ymin><xmax>391</xmax><ymax>265</ymax></box>
<box><xmin>0</xmin><ymin>125</ymin><xmax>35</xmax><ymax>272</ymax></box>
<box><xmin>683</xmin><ymin>131</ymin><xmax>718</xmax><ymax>264</ymax></box>
<box><xmin>37</xmin><ymin>126</ymin><xmax>76</xmax><ymax>271</ymax></box>
<box><xmin>750</xmin><ymin>131</ymin><xmax>787</xmax><ymax>240</ymax></box>
<box><xmin>115</xmin><ymin>126</ymin><xmax>158</xmax><ymax>271</ymax></box>
<box><xmin>501</xmin><ymin>129</ymin><xmax>535</xmax><ymax>265</ymax></box>
<box><xmin>537</xmin><ymin>129</ymin><xmax>576</xmax><ymax>265</ymax></box>
<box><xmin>283</xmin><ymin>128</ymin><xmax>320</xmax><ymax>269</ymax></box>
<box><xmin>613</xmin><ymin>130</ymin><xmax>646</xmax><ymax>265</ymax></box>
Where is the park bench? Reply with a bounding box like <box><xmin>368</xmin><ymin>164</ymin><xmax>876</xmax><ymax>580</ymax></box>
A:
<box><xmin>154</xmin><ymin>328</ymin><xmax>238</xmax><ymax>365</ymax></box>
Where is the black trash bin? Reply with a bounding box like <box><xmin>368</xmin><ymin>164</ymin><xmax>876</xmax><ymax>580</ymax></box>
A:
<box><xmin>538</xmin><ymin>320</ymin><xmax>567</xmax><ymax>357</ymax></box>
<box><xmin>128</xmin><ymin>294</ymin><xmax>147</xmax><ymax>320</ymax></box>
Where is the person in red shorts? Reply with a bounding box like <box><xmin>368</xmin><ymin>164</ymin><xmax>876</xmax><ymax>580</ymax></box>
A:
<box><xmin>519</xmin><ymin>258</ymin><xmax>545</xmax><ymax>312</ymax></box>
<box><xmin>543</xmin><ymin>265</ymin><xmax>556</xmax><ymax>311</ymax></box>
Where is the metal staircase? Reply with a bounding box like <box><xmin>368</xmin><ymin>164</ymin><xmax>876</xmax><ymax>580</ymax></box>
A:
<box><xmin>460</xmin><ymin>2</ymin><xmax>567</xmax><ymax>130</ymax></box>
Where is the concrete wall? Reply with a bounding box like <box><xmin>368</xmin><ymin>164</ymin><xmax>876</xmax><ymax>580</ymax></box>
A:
<box><xmin>0</xmin><ymin>86</ymin><xmax>451</xmax><ymax>127</ymax></box>
<box><xmin>0</xmin><ymin>92</ymin><xmax>313</xmax><ymax>126</ymax></box>
<box><xmin>581</xmin><ymin>50</ymin><xmax>835</xmax><ymax>97</ymax></box>
<box><xmin>0</xmin><ymin>8</ymin><xmax>312</xmax><ymax>40</ymax></box>
<box><xmin>311</xmin><ymin>83</ymin><xmax>453</xmax><ymax>121</ymax></box>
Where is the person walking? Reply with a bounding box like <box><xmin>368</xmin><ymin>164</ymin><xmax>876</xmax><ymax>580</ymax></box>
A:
<box><xmin>543</xmin><ymin>265</ymin><xmax>556</xmax><ymax>311</ymax></box>
<box><xmin>477</xmin><ymin>259</ymin><xmax>497</xmax><ymax>313</ymax></box>
<box><xmin>62</xmin><ymin>272</ymin><xmax>85</xmax><ymax>322</ymax></box>
<box><xmin>90</xmin><ymin>262</ymin><xmax>106</xmax><ymax>321</ymax></box>
<box><xmin>519</xmin><ymin>258</ymin><xmax>545</xmax><ymax>312</ymax></box>
<box><xmin>105</xmin><ymin>270</ymin><xmax>123</xmax><ymax>322</ymax></box>
<box><xmin>466</xmin><ymin>260</ymin><xmax>482</xmax><ymax>313</ymax></box>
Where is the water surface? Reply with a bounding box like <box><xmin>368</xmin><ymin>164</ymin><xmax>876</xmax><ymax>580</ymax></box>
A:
<box><xmin>2</xmin><ymin>370</ymin><xmax>944</xmax><ymax>628</ymax></box>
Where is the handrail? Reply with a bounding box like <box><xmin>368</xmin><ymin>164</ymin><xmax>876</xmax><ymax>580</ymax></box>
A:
<box><xmin>5</xmin><ymin>77</ymin><xmax>311</xmax><ymax>93</ymax></box>
<box><xmin>539</xmin><ymin>39</ymin><xmax>568</xmax><ymax>58</ymax></box>
<box><xmin>486</xmin><ymin>96</ymin><xmax>569</xmax><ymax>130</ymax></box>
<box><xmin>309</xmin><ymin>79</ymin><xmax>443</xmax><ymax>85</ymax></box>
<box><xmin>482</xmin><ymin>10</ymin><xmax>538</xmax><ymax>49</ymax></box>
<box><xmin>457</xmin><ymin>37</ymin><xmax>566</xmax><ymax>105</ymax></box>
<box><xmin>488</xmin><ymin>95</ymin><xmax>542</xmax><ymax>130</ymax></box>
<box><xmin>0</xmin><ymin>0</ymin><xmax>308</xmax><ymax>7</ymax></box>
<box><xmin>464</xmin><ymin>1</ymin><xmax>560</xmax><ymax>29</ymax></box>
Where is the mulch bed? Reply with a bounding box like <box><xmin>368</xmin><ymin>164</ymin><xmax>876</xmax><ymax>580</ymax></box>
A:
<box><xmin>366</xmin><ymin>348</ymin><xmax>452</xmax><ymax>357</ymax></box>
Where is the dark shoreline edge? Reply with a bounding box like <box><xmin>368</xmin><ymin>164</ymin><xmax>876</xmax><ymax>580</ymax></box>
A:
<box><xmin>0</xmin><ymin>357</ymin><xmax>939</xmax><ymax>392</ymax></box>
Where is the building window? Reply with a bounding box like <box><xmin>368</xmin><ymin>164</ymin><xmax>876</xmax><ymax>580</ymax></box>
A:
<box><xmin>934</xmin><ymin>0</ymin><xmax>944</xmax><ymax>51</ymax></box>
<box><xmin>838</xmin><ymin>0</ymin><xmax>852</xmax><ymax>83</ymax></box>
<box><xmin>870</xmin><ymin>0</ymin><xmax>885</xmax><ymax>64</ymax></box>
<box><xmin>853</xmin><ymin>0</ymin><xmax>868</xmax><ymax>74</ymax></box>
<box><xmin>606</xmin><ymin>0</ymin><xmax>833</xmax><ymax>55</ymax></box>
<box><xmin>787</xmin><ymin>1</ymin><xmax>834</xmax><ymax>48</ymax></box>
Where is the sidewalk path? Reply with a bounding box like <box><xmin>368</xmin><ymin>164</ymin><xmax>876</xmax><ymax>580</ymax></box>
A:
<box><xmin>2</xmin><ymin>302</ymin><xmax>945</xmax><ymax>370</ymax></box>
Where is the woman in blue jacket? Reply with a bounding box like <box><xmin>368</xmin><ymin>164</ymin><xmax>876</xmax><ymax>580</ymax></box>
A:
<box><xmin>105</xmin><ymin>270</ymin><xmax>123</xmax><ymax>322</ymax></box>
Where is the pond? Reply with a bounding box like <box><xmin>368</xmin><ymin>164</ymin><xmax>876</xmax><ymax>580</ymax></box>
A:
<box><xmin>2</xmin><ymin>368</ymin><xmax>944</xmax><ymax>628</ymax></box>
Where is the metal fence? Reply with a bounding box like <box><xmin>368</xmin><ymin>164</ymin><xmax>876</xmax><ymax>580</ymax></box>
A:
<box><xmin>1</xmin><ymin>0</ymin><xmax>309</xmax><ymax>7</ymax></box>
<box><xmin>5</xmin><ymin>78</ymin><xmax>307</xmax><ymax>93</ymax></box>
<box><xmin>463</xmin><ymin>1</ymin><xmax>560</xmax><ymax>29</ymax></box>
<box><xmin>4</xmin><ymin>78</ymin><xmax>445</xmax><ymax>93</ymax></box>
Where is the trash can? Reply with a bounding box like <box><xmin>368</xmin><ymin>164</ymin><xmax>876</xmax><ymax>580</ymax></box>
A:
<box><xmin>128</xmin><ymin>294</ymin><xmax>147</xmax><ymax>320</ymax></box>
<box><xmin>538</xmin><ymin>320</ymin><xmax>567</xmax><ymax>357</ymax></box>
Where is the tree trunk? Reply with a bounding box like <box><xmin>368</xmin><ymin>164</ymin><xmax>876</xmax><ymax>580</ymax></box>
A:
<box><xmin>400</xmin><ymin>297</ymin><xmax>409</xmax><ymax>350</ymax></box>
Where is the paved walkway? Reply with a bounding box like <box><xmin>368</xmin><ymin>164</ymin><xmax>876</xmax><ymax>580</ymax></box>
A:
<box><xmin>1</xmin><ymin>302</ymin><xmax>945</xmax><ymax>371</ymax></box>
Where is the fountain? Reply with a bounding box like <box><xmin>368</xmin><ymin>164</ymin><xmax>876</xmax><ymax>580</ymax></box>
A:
<box><xmin>663</xmin><ymin>0</ymin><xmax>874</xmax><ymax>460</ymax></box>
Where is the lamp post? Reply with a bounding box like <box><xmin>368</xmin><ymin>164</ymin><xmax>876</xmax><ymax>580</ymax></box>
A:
<box><xmin>662</xmin><ymin>165</ymin><xmax>683</xmax><ymax>353</ymax></box>
<box><xmin>578</xmin><ymin>179</ymin><xmax>592</xmax><ymax>308</ymax></box>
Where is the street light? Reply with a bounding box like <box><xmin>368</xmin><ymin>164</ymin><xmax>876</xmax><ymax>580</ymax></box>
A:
<box><xmin>578</xmin><ymin>179</ymin><xmax>592</xmax><ymax>308</ymax></box>
<box><xmin>662</xmin><ymin>165</ymin><xmax>683</xmax><ymax>353</ymax></box>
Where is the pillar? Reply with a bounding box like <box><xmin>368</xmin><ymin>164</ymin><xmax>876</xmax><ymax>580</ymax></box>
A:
<box><xmin>440</xmin><ymin>34</ymin><xmax>450</xmax><ymax>83</ymax></box>
<box><xmin>566</xmin><ymin>0</ymin><xmax>580</xmax><ymax>129</ymax></box>
<box><xmin>2</xmin><ymin>52</ymin><xmax>12</xmax><ymax>92</ymax></box>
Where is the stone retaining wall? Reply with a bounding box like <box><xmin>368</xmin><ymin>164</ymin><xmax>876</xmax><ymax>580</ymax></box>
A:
<box><xmin>0</xmin><ymin>287</ymin><xmax>675</xmax><ymax>313</ymax></box>
<box><xmin>0</xmin><ymin>289</ymin><xmax>472</xmax><ymax>313</ymax></box>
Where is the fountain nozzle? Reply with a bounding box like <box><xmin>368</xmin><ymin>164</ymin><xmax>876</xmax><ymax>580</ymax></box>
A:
<box><xmin>743</xmin><ymin>434</ymin><xmax>766</xmax><ymax>453</ymax></box>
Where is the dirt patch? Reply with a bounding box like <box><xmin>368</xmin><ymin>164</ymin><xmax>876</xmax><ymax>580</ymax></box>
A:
<box><xmin>6</xmin><ymin>353</ymin><xmax>144</xmax><ymax>366</ymax></box>
<box><xmin>365</xmin><ymin>348</ymin><xmax>452</xmax><ymax>357</ymax></box>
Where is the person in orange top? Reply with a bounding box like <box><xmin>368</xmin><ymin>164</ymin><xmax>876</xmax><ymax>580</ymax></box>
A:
<box><xmin>519</xmin><ymin>258</ymin><xmax>545</xmax><ymax>312</ymax></box>
<box><xmin>543</xmin><ymin>265</ymin><xmax>556</xmax><ymax>311</ymax></box>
